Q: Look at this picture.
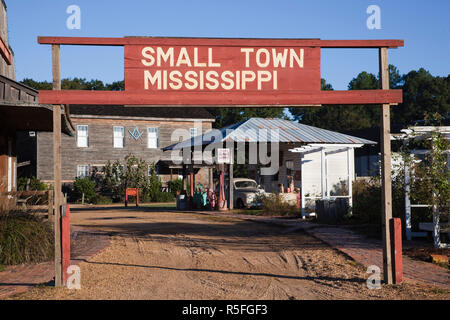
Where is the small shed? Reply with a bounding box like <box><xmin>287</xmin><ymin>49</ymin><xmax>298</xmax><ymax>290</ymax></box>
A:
<box><xmin>289</xmin><ymin>143</ymin><xmax>371</xmax><ymax>217</ymax></box>
<box><xmin>164</xmin><ymin>117</ymin><xmax>375</xmax><ymax>215</ymax></box>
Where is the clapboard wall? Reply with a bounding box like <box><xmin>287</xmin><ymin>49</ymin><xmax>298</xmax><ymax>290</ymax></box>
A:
<box><xmin>37</xmin><ymin>117</ymin><xmax>213</xmax><ymax>182</ymax></box>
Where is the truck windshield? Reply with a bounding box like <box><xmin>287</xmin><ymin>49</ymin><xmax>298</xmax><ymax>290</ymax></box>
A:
<box><xmin>235</xmin><ymin>181</ymin><xmax>257</xmax><ymax>189</ymax></box>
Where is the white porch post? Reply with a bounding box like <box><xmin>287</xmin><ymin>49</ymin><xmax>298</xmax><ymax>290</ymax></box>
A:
<box><xmin>321</xmin><ymin>147</ymin><xmax>326</xmax><ymax>198</ymax></box>
<box><xmin>404</xmin><ymin>156</ymin><xmax>412</xmax><ymax>241</ymax></box>
<box><xmin>347</xmin><ymin>147</ymin><xmax>353</xmax><ymax>214</ymax></box>
<box><xmin>301</xmin><ymin>154</ymin><xmax>306</xmax><ymax>218</ymax></box>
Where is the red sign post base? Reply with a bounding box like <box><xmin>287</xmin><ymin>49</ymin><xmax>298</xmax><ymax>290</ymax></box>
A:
<box><xmin>390</xmin><ymin>218</ymin><xmax>403</xmax><ymax>284</ymax></box>
<box><xmin>61</xmin><ymin>204</ymin><xmax>71</xmax><ymax>284</ymax></box>
<box><xmin>125</xmin><ymin>188</ymin><xmax>139</xmax><ymax>207</ymax></box>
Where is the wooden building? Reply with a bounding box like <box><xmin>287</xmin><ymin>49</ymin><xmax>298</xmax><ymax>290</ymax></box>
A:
<box><xmin>17</xmin><ymin>105</ymin><xmax>215</xmax><ymax>186</ymax></box>
<box><xmin>0</xmin><ymin>0</ymin><xmax>73</xmax><ymax>209</ymax></box>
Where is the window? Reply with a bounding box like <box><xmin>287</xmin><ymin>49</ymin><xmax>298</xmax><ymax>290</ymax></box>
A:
<box><xmin>148</xmin><ymin>127</ymin><xmax>158</xmax><ymax>148</ymax></box>
<box><xmin>235</xmin><ymin>180</ymin><xmax>257</xmax><ymax>189</ymax></box>
<box><xmin>113</xmin><ymin>126</ymin><xmax>124</xmax><ymax>148</ymax></box>
<box><xmin>77</xmin><ymin>125</ymin><xmax>88</xmax><ymax>148</ymax></box>
<box><xmin>77</xmin><ymin>165</ymin><xmax>90</xmax><ymax>178</ymax></box>
<box><xmin>190</xmin><ymin>128</ymin><xmax>199</xmax><ymax>138</ymax></box>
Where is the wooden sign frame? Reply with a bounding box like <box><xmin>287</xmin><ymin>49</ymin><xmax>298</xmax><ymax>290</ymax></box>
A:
<box><xmin>38</xmin><ymin>37</ymin><xmax>403</xmax><ymax>106</ymax></box>
<box><xmin>41</xmin><ymin>36</ymin><xmax>403</xmax><ymax>287</ymax></box>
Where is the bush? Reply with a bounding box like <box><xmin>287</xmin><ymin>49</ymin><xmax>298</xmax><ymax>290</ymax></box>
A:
<box><xmin>97</xmin><ymin>154</ymin><xmax>177</xmax><ymax>203</ymax></box>
<box><xmin>153</xmin><ymin>192</ymin><xmax>176</xmax><ymax>203</ymax></box>
<box><xmin>17</xmin><ymin>176</ymin><xmax>47</xmax><ymax>191</ymax></box>
<box><xmin>92</xmin><ymin>195</ymin><xmax>113</xmax><ymax>205</ymax></box>
<box><xmin>0</xmin><ymin>212</ymin><xmax>54</xmax><ymax>265</ymax></box>
<box><xmin>352</xmin><ymin>178</ymin><xmax>405</xmax><ymax>226</ymax></box>
<box><xmin>259</xmin><ymin>193</ymin><xmax>300</xmax><ymax>217</ymax></box>
<box><xmin>168</xmin><ymin>179</ymin><xmax>184</xmax><ymax>196</ymax></box>
<box><xmin>73</xmin><ymin>177</ymin><xmax>97</xmax><ymax>203</ymax></box>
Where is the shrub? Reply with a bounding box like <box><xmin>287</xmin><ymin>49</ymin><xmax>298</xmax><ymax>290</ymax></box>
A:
<box><xmin>92</xmin><ymin>195</ymin><xmax>113</xmax><ymax>205</ymax></box>
<box><xmin>146</xmin><ymin>163</ymin><xmax>162</xmax><ymax>201</ymax></box>
<box><xmin>17</xmin><ymin>176</ymin><xmax>47</xmax><ymax>191</ymax></box>
<box><xmin>98</xmin><ymin>154</ymin><xmax>175</xmax><ymax>203</ymax></box>
<box><xmin>0</xmin><ymin>212</ymin><xmax>54</xmax><ymax>265</ymax></box>
<box><xmin>168</xmin><ymin>178</ymin><xmax>184</xmax><ymax>196</ymax></box>
<box><xmin>153</xmin><ymin>192</ymin><xmax>176</xmax><ymax>203</ymax></box>
<box><xmin>259</xmin><ymin>193</ymin><xmax>300</xmax><ymax>217</ymax></box>
<box><xmin>73</xmin><ymin>177</ymin><xmax>97</xmax><ymax>203</ymax></box>
<box><xmin>352</xmin><ymin>177</ymin><xmax>405</xmax><ymax>226</ymax></box>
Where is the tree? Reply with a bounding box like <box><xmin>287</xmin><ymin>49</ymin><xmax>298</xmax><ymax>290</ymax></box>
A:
<box><xmin>289</xmin><ymin>78</ymin><xmax>376</xmax><ymax>131</ymax></box>
<box><xmin>21</xmin><ymin>78</ymin><xmax>124</xmax><ymax>91</ymax></box>
<box><xmin>289</xmin><ymin>65</ymin><xmax>448</xmax><ymax>132</ymax></box>
<box><xmin>21</xmin><ymin>78</ymin><xmax>52</xmax><ymax>90</ymax></box>
<box><xmin>392</xmin><ymin>69</ymin><xmax>449</xmax><ymax>126</ymax></box>
<box><xmin>206</xmin><ymin>107</ymin><xmax>286</xmax><ymax>128</ymax></box>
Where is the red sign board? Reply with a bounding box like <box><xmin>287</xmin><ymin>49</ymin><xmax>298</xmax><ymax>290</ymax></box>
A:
<box><xmin>124</xmin><ymin>42</ymin><xmax>320</xmax><ymax>99</ymax></box>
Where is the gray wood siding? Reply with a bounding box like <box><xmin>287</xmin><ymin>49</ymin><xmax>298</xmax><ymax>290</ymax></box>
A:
<box><xmin>37</xmin><ymin>118</ymin><xmax>212</xmax><ymax>181</ymax></box>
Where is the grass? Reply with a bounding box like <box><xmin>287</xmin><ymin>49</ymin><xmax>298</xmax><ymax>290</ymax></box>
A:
<box><xmin>231</xmin><ymin>209</ymin><xmax>263</xmax><ymax>216</ymax></box>
<box><xmin>431</xmin><ymin>287</ymin><xmax>450</xmax><ymax>295</ymax></box>
<box><xmin>143</xmin><ymin>202</ymin><xmax>176</xmax><ymax>208</ymax></box>
<box><xmin>0</xmin><ymin>212</ymin><xmax>54</xmax><ymax>265</ymax></box>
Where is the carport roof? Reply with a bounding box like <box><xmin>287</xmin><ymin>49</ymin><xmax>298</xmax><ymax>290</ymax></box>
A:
<box><xmin>163</xmin><ymin>117</ymin><xmax>376</xmax><ymax>150</ymax></box>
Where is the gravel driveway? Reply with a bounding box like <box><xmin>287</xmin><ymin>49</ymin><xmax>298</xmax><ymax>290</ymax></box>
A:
<box><xmin>11</xmin><ymin>205</ymin><xmax>449</xmax><ymax>300</ymax></box>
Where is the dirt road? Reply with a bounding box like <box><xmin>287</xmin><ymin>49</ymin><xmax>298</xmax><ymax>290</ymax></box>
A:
<box><xmin>11</xmin><ymin>206</ymin><xmax>449</xmax><ymax>300</ymax></box>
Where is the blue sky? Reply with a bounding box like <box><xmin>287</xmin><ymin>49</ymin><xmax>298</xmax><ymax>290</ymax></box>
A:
<box><xmin>7</xmin><ymin>0</ymin><xmax>450</xmax><ymax>90</ymax></box>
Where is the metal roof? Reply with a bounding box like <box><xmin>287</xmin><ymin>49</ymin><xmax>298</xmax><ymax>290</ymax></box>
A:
<box><xmin>163</xmin><ymin>118</ymin><xmax>376</xmax><ymax>150</ymax></box>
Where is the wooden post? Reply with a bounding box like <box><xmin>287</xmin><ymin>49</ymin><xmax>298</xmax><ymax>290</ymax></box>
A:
<box><xmin>209</xmin><ymin>167</ymin><xmax>213</xmax><ymax>190</ymax></box>
<box><xmin>229</xmin><ymin>161</ymin><xmax>234</xmax><ymax>210</ymax></box>
<box><xmin>47</xmin><ymin>189</ymin><xmax>53</xmax><ymax>223</ymax></box>
<box><xmin>52</xmin><ymin>44</ymin><xmax>63</xmax><ymax>287</ymax></box>
<box><xmin>379</xmin><ymin>47</ymin><xmax>394</xmax><ymax>284</ymax></box>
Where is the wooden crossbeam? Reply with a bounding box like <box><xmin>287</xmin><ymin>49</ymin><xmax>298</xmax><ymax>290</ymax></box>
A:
<box><xmin>37</xmin><ymin>36</ymin><xmax>404</xmax><ymax>48</ymax></box>
<box><xmin>39</xmin><ymin>89</ymin><xmax>402</xmax><ymax>106</ymax></box>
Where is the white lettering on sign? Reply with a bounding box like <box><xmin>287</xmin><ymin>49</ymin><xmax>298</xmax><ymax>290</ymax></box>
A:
<box><xmin>140</xmin><ymin>47</ymin><xmax>304</xmax><ymax>91</ymax></box>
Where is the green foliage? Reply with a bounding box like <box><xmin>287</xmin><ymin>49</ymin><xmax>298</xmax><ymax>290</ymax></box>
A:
<box><xmin>289</xmin><ymin>66</ymin><xmax>449</xmax><ymax>132</ymax></box>
<box><xmin>98</xmin><ymin>154</ymin><xmax>173</xmax><ymax>203</ymax></box>
<box><xmin>21</xmin><ymin>78</ymin><xmax>52</xmax><ymax>90</ymax></box>
<box><xmin>153</xmin><ymin>192</ymin><xmax>176</xmax><ymax>202</ymax></box>
<box><xmin>93</xmin><ymin>195</ymin><xmax>113</xmax><ymax>205</ymax></box>
<box><xmin>146</xmin><ymin>162</ymin><xmax>162</xmax><ymax>201</ymax></box>
<box><xmin>402</xmin><ymin>113</ymin><xmax>449</xmax><ymax>219</ymax></box>
<box><xmin>73</xmin><ymin>177</ymin><xmax>97</xmax><ymax>203</ymax></box>
<box><xmin>352</xmin><ymin>177</ymin><xmax>405</xmax><ymax>226</ymax></box>
<box><xmin>0</xmin><ymin>212</ymin><xmax>54</xmax><ymax>265</ymax></box>
<box><xmin>101</xmin><ymin>159</ymin><xmax>124</xmax><ymax>202</ymax></box>
<box><xmin>17</xmin><ymin>176</ymin><xmax>47</xmax><ymax>191</ymax></box>
<box><xmin>393</xmin><ymin>70</ymin><xmax>449</xmax><ymax>126</ymax></box>
<box><xmin>205</xmin><ymin>107</ymin><xmax>286</xmax><ymax>128</ymax></box>
<box><xmin>21</xmin><ymin>78</ymin><xmax>124</xmax><ymax>91</ymax></box>
<box><xmin>168</xmin><ymin>178</ymin><xmax>183</xmax><ymax>196</ymax></box>
<box><xmin>258</xmin><ymin>193</ymin><xmax>300</xmax><ymax>217</ymax></box>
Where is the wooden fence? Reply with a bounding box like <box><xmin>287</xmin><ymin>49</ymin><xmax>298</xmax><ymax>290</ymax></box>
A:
<box><xmin>0</xmin><ymin>190</ymin><xmax>53</xmax><ymax>218</ymax></box>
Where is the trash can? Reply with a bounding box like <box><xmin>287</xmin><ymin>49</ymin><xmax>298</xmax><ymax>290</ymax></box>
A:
<box><xmin>177</xmin><ymin>194</ymin><xmax>187</xmax><ymax>210</ymax></box>
<box><xmin>315</xmin><ymin>198</ymin><xmax>348</xmax><ymax>223</ymax></box>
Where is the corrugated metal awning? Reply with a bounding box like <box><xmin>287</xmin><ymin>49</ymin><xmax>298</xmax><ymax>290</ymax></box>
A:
<box><xmin>163</xmin><ymin>118</ymin><xmax>376</xmax><ymax>150</ymax></box>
